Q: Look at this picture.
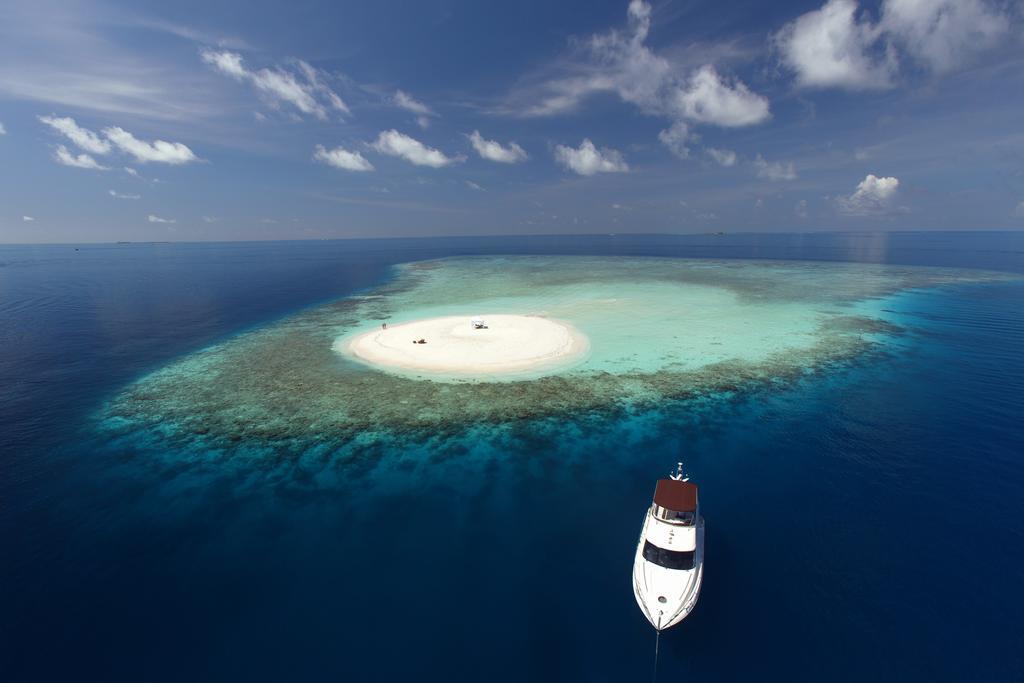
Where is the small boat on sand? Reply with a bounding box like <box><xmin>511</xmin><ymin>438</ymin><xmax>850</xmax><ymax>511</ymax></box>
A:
<box><xmin>632</xmin><ymin>462</ymin><xmax>704</xmax><ymax>631</ymax></box>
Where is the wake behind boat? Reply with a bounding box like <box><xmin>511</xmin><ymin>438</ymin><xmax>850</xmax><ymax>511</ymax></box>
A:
<box><xmin>632</xmin><ymin>462</ymin><xmax>704</xmax><ymax>631</ymax></box>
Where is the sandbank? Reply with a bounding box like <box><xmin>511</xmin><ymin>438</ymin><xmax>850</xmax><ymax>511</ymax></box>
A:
<box><xmin>339</xmin><ymin>314</ymin><xmax>589</xmax><ymax>377</ymax></box>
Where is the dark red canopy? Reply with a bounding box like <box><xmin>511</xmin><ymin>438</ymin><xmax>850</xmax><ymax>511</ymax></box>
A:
<box><xmin>654</xmin><ymin>479</ymin><xmax>698</xmax><ymax>512</ymax></box>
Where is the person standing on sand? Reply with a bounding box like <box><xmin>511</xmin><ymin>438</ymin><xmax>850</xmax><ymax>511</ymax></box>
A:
<box><xmin>382</xmin><ymin>322</ymin><xmax>387</xmax><ymax>330</ymax></box>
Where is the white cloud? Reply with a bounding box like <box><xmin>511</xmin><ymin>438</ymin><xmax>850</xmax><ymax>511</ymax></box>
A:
<box><xmin>54</xmin><ymin>145</ymin><xmax>108</xmax><ymax>170</ymax></box>
<box><xmin>393</xmin><ymin>90</ymin><xmax>433</xmax><ymax>116</ymax></box>
<box><xmin>133</xmin><ymin>19</ymin><xmax>250</xmax><ymax>52</ymax></box>
<box><xmin>775</xmin><ymin>0</ymin><xmax>1009</xmax><ymax>90</ymax></box>
<box><xmin>509</xmin><ymin>1</ymin><xmax>769</xmax><ymax>135</ymax></box>
<box><xmin>795</xmin><ymin>199</ymin><xmax>809</xmax><ymax>218</ymax></box>
<box><xmin>147</xmin><ymin>214</ymin><xmax>175</xmax><ymax>223</ymax></box>
<box><xmin>200</xmin><ymin>50</ymin><xmax>348</xmax><ymax>120</ymax></box>
<box><xmin>250</xmin><ymin>70</ymin><xmax>322</xmax><ymax>117</ymax></box>
<box><xmin>672</xmin><ymin>66</ymin><xmax>771</xmax><ymax>127</ymax></box>
<box><xmin>39</xmin><ymin>117</ymin><xmax>196</xmax><ymax>166</ymax></box>
<box><xmin>706</xmin><ymin>147</ymin><xmax>737</xmax><ymax>167</ymax></box>
<box><xmin>327</xmin><ymin>92</ymin><xmax>350</xmax><ymax>114</ymax></box>
<box><xmin>882</xmin><ymin>0</ymin><xmax>1007</xmax><ymax>73</ymax></box>
<box><xmin>103</xmin><ymin>127</ymin><xmax>197</xmax><ymax>164</ymax></box>
<box><xmin>465</xmin><ymin>180</ymin><xmax>485</xmax><ymax>191</ymax></box>
<box><xmin>554</xmin><ymin>139</ymin><xmax>629</xmax><ymax>176</ymax></box>
<box><xmin>202</xmin><ymin>50</ymin><xmax>246</xmax><ymax>79</ymax></box>
<box><xmin>753</xmin><ymin>155</ymin><xmax>797</xmax><ymax>181</ymax></box>
<box><xmin>22</xmin><ymin>215</ymin><xmax>34</xmax><ymax>222</ymax></box>
<box><xmin>297</xmin><ymin>61</ymin><xmax>350</xmax><ymax>115</ymax></box>
<box><xmin>313</xmin><ymin>144</ymin><xmax>374</xmax><ymax>171</ymax></box>
<box><xmin>109</xmin><ymin>189</ymin><xmax>141</xmax><ymax>199</ymax></box>
<box><xmin>124</xmin><ymin>167</ymin><xmax>139</xmax><ymax>177</ymax></box>
<box><xmin>370</xmin><ymin>130</ymin><xmax>462</xmax><ymax>168</ymax></box>
<box><xmin>38</xmin><ymin>115</ymin><xmax>111</xmax><ymax>154</ymax></box>
<box><xmin>658</xmin><ymin>122</ymin><xmax>691</xmax><ymax>159</ymax></box>
<box><xmin>202</xmin><ymin>216</ymin><xmax>219</xmax><ymax>223</ymax></box>
<box><xmin>0</xmin><ymin>5</ymin><xmax>220</xmax><ymax>122</ymax></box>
<box><xmin>774</xmin><ymin>0</ymin><xmax>895</xmax><ymax>90</ymax></box>
<box><xmin>0</xmin><ymin>122</ymin><xmax>5</xmax><ymax>135</ymax></box>
<box><xmin>837</xmin><ymin>173</ymin><xmax>900</xmax><ymax>214</ymax></box>
<box><xmin>468</xmin><ymin>131</ymin><xmax>528</xmax><ymax>163</ymax></box>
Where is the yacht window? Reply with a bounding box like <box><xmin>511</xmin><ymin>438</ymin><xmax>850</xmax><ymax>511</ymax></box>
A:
<box><xmin>654</xmin><ymin>505</ymin><xmax>695</xmax><ymax>526</ymax></box>
<box><xmin>642</xmin><ymin>541</ymin><xmax>696</xmax><ymax>570</ymax></box>
<box><xmin>668</xmin><ymin>510</ymin><xmax>695</xmax><ymax>525</ymax></box>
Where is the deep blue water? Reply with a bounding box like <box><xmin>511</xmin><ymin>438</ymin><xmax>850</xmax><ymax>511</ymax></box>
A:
<box><xmin>2</xmin><ymin>232</ymin><xmax>1023</xmax><ymax>682</ymax></box>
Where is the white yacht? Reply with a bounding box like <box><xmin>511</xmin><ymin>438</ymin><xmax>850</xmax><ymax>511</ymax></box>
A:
<box><xmin>632</xmin><ymin>462</ymin><xmax>704</xmax><ymax>631</ymax></box>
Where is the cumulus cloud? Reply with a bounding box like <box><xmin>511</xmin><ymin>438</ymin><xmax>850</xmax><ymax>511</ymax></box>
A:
<box><xmin>124</xmin><ymin>167</ymin><xmax>139</xmax><ymax>177</ymax></box>
<box><xmin>508</xmin><ymin>1</ymin><xmax>769</xmax><ymax>143</ymax></box>
<box><xmin>39</xmin><ymin>115</ymin><xmax>112</xmax><ymax>154</ymax></box>
<box><xmin>706</xmin><ymin>147</ymin><xmax>737</xmax><ymax>167</ymax></box>
<box><xmin>103</xmin><ymin>127</ymin><xmax>197</xmax><ymax>164</ymax></box>
<box><xmin>774</xmin><ymin>0</ymin><xmax>894</xmax><ymax>90</ymax></box>
<box><xmin>837</xmin><ymin>173</ymin><xmax>900</xmax><ymax>213</ymax></box>
<box><xmin>775</xmin><ymin>0</ymin><xmax>1009</xmax><ymax>89</ymax></box>
<box><xmin>313</xmin><ymin>144</ymin><xmax>374</xmax><ymax>171</ymax></box>
<box><xmin>883</xmin><ymin>0</ymin><xmax>1007</xmax><ymax>73</ymax></box>
<box><xmin>554</xmin><ymin>139</ymin><xmax>629</xmax><ymax>176</ymax></box>
<box><xmin>370</xmin><ymin>130</ymin><xmax>462</xmax><ymax>168</ymax></box>
<box><xmin>200</xmin><ymin>50</ymin><xmax>348</xmax><ymax>119</ymax></box>
<box><xmin>22</xmin><ymin>215</ymin><xmax>34</xmax><ymax>221</ymax></box>
<box><xmin>753</xmin><ymin>155</ymin><xmax>797</xmax><ymax>181</ymax></box>
<box><xmin>38</xmin><ymin>117</ymin><xmax>196</xmax><ymax>166</ymax></box>
<box><xmin>54</xmin><ymin>145</ymin><xmax>108</xmax><ymax>170</ymax></box>
<box><xmin>658</xmin><ymin>122</ymin><xmax>691</xmax><ymax>159</ymax></box>
<box><xmin>467</xmin><ymin>131</ymin><xmax>528</xmax><ymax>163</ymax></box>
<box><xmin>147</xmin><ymin>214</ymin><xmax>175</xmax><ymax>223</ymax></box>
<box><xmin>672</xmin><ymin>66</ymin><xmax>771</xmax><ymax>127</ymax></box>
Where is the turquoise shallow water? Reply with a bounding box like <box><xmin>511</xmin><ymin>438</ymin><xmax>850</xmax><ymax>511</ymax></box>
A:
<box><xmin>100</xmin><ymin>255</ymin><xmax>1007</xmax><ymax>458</ymax></box>
<box><xmin>4</xmin><ymin>236</ymin><xmax>1024</xmax><ymax>682</ymax></box>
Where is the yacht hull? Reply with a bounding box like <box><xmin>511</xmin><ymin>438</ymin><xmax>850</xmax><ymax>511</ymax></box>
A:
<box><xmin>632</xmin><ymin>517</ymin><xmax>704</xmax><ymax>631</ymax></box>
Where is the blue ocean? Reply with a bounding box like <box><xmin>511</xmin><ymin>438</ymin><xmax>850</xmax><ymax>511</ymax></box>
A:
<box><xmin>2</xmin><ymin>232</ymin><xmax>1023</xmax><ymax>682</ymax></box>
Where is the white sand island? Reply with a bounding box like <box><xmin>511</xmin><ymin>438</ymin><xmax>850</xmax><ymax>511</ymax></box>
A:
<box><xmin>339</xmin><ymin>314</ymin><xmax>589</xmax><ymax>377</ymax></box>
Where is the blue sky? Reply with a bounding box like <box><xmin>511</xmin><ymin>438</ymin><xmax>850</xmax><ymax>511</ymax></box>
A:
<box><xmin>1</xmin><ymin>0</ymin><xmax>1023</xmax><ymax>242</ymax></box>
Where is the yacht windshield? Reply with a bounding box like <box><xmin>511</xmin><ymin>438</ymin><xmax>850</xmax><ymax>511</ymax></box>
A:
<box><xmin>653</xmin><ymin>505</ymin><xmax>696</xmax><ymax>525</ymax></box>
<box><xmin>642</xmin><ymin>541</ymin><xmax>696</xmax><ymax>570</ymax></box>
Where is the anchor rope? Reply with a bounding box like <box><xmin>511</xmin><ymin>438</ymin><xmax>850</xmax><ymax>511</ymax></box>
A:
<box><xmin>652</xmin><ymin>629</ymin><xmax>660</xmax><ymax>683</ymax></box>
